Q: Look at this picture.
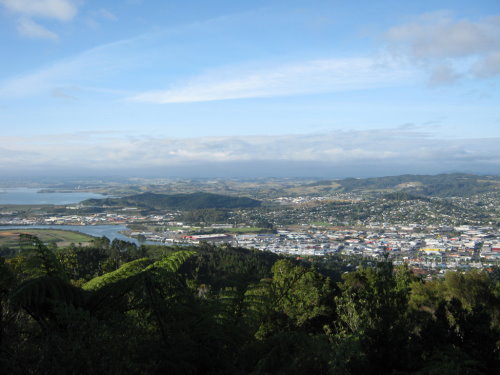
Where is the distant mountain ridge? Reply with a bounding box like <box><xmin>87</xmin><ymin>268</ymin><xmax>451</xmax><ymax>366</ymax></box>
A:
<box><xmin>82</xmin><ymin>192</ymin><xmax>261</xmax><ymax>210</ymax></box>
<box><xmin>309</xmin><ymin>173</ymin><xmax>500</xmax><ymax>197</ymax></box>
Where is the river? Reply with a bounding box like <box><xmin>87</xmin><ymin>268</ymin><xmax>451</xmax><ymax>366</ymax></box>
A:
<box><xmin>0</xmin><ymin>189</ymin><xmax>167</xmax><ymax>246</ymax></box>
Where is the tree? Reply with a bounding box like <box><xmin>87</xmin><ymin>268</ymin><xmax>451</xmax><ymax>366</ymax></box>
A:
<box><xmin>334</xmin><ymin>262</ymin><xmax>413</xmax><ymax>374</ymax></box>
<box><xmin>247</xmin><ymin>259</ymin><xmax>334</xmax><ymax>339</ymax></box>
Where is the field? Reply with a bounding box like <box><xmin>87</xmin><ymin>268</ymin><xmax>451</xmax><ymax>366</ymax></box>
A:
<box><xmin>225</xmin><ymin>227</ymin><xmax>267</xmax><ymax>233</ymax></box>
<box><xmin>283</xmin><ymin>182</ymin><xmax>341</xmax><ymax>195</ymax></box>
<box><xmin>309</xmin><ymin>222</ymin><xmax>331</xmax><ymax>227</ymax></box>
<box><xmin>0</xmin><ymin>229</ymin><xmax>94</xmax><ymax>249</ymax></box>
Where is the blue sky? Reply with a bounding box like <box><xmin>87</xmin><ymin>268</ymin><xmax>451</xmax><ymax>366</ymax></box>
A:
<box><xmin>0</xmin><ymin>0</ymin><xmax>499</xmax><ymax>177</ymax></box>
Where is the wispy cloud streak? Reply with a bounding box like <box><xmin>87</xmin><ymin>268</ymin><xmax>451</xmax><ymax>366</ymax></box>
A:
<box><xmin>16</xmin><ymin>17</ymin><xmax>59</xmax><ymax>40</ymax></box>
<box><xmin>0</xmin><ymin>37</ymin><xmax>140</xmax><ymax>98</ymax></box>
<box><xmin>128</xmin><ymin>58</ymin><xmax>416</xmax><ymax>103</ymax></box>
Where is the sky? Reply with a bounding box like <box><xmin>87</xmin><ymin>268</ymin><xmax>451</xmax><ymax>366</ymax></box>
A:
<box><xmin>0</xmin><ymin>0</ymin><xmax>499</xmax><ymax>178</ymax></box>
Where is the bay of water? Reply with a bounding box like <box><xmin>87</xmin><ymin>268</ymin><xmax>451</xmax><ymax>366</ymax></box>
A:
<box><xmin>0</xmin><ymin>188</ymin><xmax>106</xmax><ymax>205</ymax></box>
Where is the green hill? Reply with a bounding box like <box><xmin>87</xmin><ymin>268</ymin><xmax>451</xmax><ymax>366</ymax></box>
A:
<box><xmin>82</xmin><ymin>192</ymin><xmax>261</xmax><ymax>210</ymax></box>
<box><xmin>334</xmin><ymin>173</ymin><xmax>500</xmax><ymax>197</ymax></box>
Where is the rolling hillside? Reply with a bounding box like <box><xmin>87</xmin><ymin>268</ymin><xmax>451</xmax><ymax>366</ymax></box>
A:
<box><xmin>308</xmin><ymin>173</ymin><xmax>500</xmax><ymax>197</ymax></box>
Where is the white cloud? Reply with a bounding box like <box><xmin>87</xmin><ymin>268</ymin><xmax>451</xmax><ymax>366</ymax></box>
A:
<box><xmin>128</xmin><ymin>58</ymin><xmax>416</xmax><ymax>103</ymax></box>
<box><xmin>428</xmin><ymin>64</ymin><xmax>461</xmax><ymax>86</ymax></box>
<box><xmin>472</xmin><ymin>51</ymin><xmax>500</xmax><ymax>78</ymax></box>
<box><xmin>1</xmin><ymin>10</ymin><xmax>497</xmax><ymax>100</ymax></box>
<box><xmin>386</xmin><ymin>12</ymin><xmax>500</xmax><ymax>59</ymax></box>
<box><xmin>385</xmin><ymin>12</ymin><xmax>500</xmax><ymax>82</ymax></box>
<box><xmin>0</xmin><ymin>0</ymin><xmax>78</xmax><ymax>40</ymax></box>
<box><xmin>16</xmin><ymin>17</ymin><xmax>58</xmax><ymax>40</ymax></box>
<box><xmin>0</xmin><ymin>0</ymin><xmax>77</xmax><ymax>21</ymax></box>
<box><xmin>0</xmin><ymin>130</ymin><xmax>498</xmax><ymax>176</ymax></box>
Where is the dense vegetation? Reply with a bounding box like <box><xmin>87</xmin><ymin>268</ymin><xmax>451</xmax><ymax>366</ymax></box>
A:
<box><xmin>0</xmin><ymin>235</ymin><xmax>499</xmax><ymax>374</ymax></box>
<box><xmin>82</xmin><ymin>192</ymin><xmax>261</xmax><ymax>210</ymax></box>
<box><xmin>180</xmin><ymin>208</ymin><xmax>230</xmax><ymax>224</ymax></box>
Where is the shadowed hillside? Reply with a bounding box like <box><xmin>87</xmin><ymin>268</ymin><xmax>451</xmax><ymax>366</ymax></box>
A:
<box><xmin>82</xmin><ymin>192</ymin><xmax>261</xmax><ymax>210</ymax></box>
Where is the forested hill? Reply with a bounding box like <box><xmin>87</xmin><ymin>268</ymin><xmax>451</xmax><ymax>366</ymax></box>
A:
<box><xmin>1</xmin><ymin>236</ymin><xmax>499</xmax><ymax>374</ymax></box>
<box><xmin>312</xmin><ymin>173</ymin><xmax>500</xmax><ymax>197</ymax></box>
<box><xmin>82</xmin><ymin>192</ymin><xmax>261</xmax><ymax>210</ymax></box>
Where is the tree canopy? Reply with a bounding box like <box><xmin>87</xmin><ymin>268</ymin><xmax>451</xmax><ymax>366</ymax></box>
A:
<box><xmin>0</xmin><ymin>235</ymin><xmax>498</xmax><ymax>374</ymax></box>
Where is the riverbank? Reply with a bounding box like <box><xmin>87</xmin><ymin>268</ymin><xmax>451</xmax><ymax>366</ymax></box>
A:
<box><xmin>0</xmin><ymin>228</ymin><xmax>94</xmax><ymax>249</ymax></box>
<box><xmin>0</xmin><ymin>224</ymin><xmax>138</xmax><ymax>244</ymax></box>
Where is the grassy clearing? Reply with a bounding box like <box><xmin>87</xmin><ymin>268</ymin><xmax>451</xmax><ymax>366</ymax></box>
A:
<box><xmin>310</xmin><ymin>222</ymin><xmax>331</xmax><ymax>227</ymax></box>
<box><xmin>224</xmin><ymin>227</ymin><xmax>267</xmax><ymax>233</ymax></box>
<box><xmin>0</xmin><ymin>229</ymin><xmax>94</xmax><ymax>249</ymax></box>
<box><xmin>162</xmin><ymin>226</ymin><xmax>188</xmax><ymax>231</ymax></box>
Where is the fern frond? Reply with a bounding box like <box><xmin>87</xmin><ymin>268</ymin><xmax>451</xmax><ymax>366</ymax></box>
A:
<box><xmin>84</xmin><ymin>274</ymin><xmax>143</xmax><ymax>315</ymax></box>
<box><xmin>11</xmin><ymin>276</ymin><xmax>85</xmax><ymax>313</ymax></box>
<box><xmin>146</xmin><ymin>251</ymin><xmax>197</xmax><ymax>273</ymax></box>
<box><xmin>82</xmin><ymin>258</ymin><xmax>151</xmax><ymax>291</ymax></box>
<box><xmin>81</xmin><ymin>251</ymin><xmax>196</xmax><ymax>316</ymax></box>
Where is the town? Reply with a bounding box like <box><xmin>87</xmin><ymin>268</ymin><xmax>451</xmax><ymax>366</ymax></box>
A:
<box><xmin>1</xmin><ymin>176</ymin><xmax>498</xmax><ymax>280</ymax></box>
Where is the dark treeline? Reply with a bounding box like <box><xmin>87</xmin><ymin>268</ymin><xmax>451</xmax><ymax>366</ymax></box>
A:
<box><xmin>0</xmin><ymin>235</ymin><xmax>499</xmax><ymax>374</ymax></box>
